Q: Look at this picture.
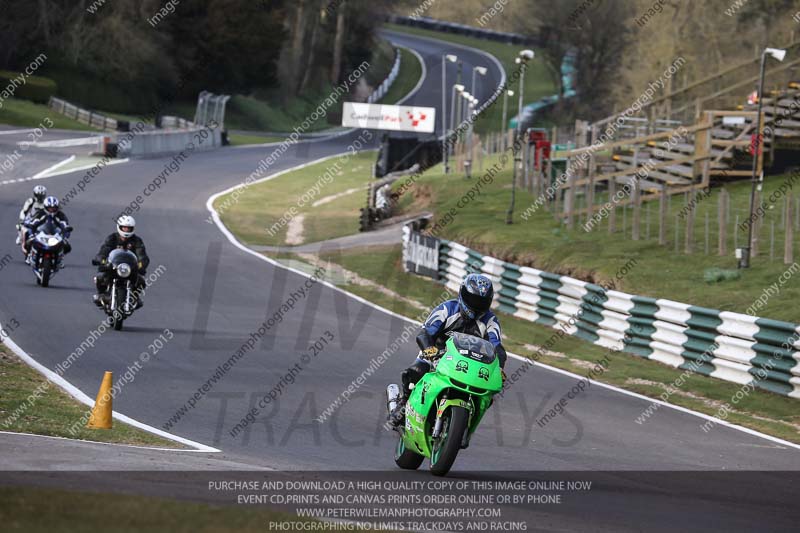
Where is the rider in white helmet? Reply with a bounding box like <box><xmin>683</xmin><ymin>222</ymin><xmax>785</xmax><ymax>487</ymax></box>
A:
<box><xmin>93</xmin><ymin>215</ymin><xmax>150</xmax><ymax>308</ymax></box>
<box><xmin>16</xmin><ymin>185</ymin><xmax>47</xmax><ymax>246</ymax></box>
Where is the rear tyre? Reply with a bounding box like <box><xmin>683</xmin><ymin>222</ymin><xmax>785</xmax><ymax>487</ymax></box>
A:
<box><xmin>40</xmin><ymin>257</ymin><xmax>51</xmax><ymax>288</ymax></box>
<box><xmin>394</xmin><ymin>435</ymin><xmax>424</xmax><ymax>470</ymax></box>
<box><xmin>430</xmin><ymin>406</ymin><xmax>469</xmax><ymax>477</ymax></box>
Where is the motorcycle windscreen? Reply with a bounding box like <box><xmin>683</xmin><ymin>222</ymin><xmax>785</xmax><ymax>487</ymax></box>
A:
<box><xmin>448</xmin><ymin>332</ymin><xmax>496</xmax><ymax>364</ymax></box>
<box><xmin>40</xmin><ymin>218</ymin><xmax>59</xmax><ymax>236</ymax></box>
<box><xmin>108</xmin><ymin>248</ymin><xmax>138</xmax><ymax>267</ymax></box>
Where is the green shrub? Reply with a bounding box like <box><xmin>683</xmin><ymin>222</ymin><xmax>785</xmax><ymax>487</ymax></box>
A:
<box><xmin>0</xmin><ymin>71</ymin><xmax>58</xmax><ymax>104</ymax></box>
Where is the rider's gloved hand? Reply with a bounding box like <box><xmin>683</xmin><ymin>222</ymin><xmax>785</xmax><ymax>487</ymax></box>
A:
<box><xmin>422</xmin><ymin>346</ymin><xmax>438</xmax><ymax>361</ymax></box>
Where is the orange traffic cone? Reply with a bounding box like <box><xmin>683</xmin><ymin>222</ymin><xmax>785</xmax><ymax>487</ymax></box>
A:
<box><xmin>87</xmin><ymin>371</ymin><xmax>113</xmax><ymax>429</ymax></box>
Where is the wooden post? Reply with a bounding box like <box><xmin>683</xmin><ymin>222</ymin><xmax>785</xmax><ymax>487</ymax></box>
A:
<box><xmin>609</xmin><ymin>179</ymin><xmax>617</xmax><ymax>233</ymax></box>
<box><xmin>685</xmin><ymin>189</ymin><xmax>696</xmax><ymax>254</ymax></box>
<box><xmin>786</xmin><ymin>195</ymin><xmax>794</xmax><ymax>264</ymax></box>
<box><xmin>718</xmin><ymin>188</ymin><xmax>728</xmax><ymax>256</ymax></box>
<box><xmin>796</xmin><ymin>195</ymin><xmax>799</xmax><ymax>232</ymax></box>
<box><xmin>623</xmin><ymin>203</ymin><xmax>628</xmax><ymax>236</ymax></box>
<box><xmin>751</xmin><ymin>189</ymin><xmax>761</xmax><ymax>257</ymax></box>
<box><xmin>586</xmin><ymin>125</ymin><xmax>597</xmax><ymax>226</ymax></box>
<box><xmin>659</xmin><ymin>185</ymin><xmax>667</xmax><ymax>244</ymax></box>
<box><xmin>545</xmin><ymin>153</ymin><xmax>553</xmax><ymax>203</ymax></box>
<box><xmin>554</xmin><ymin>177</ymin><xmax>562</xmax><ymax>221</ymax></box>
<box><xmin>674</xmin><ymin>214</ymin><xmax>680</xmax><ymax>253</ymax></box>
<box><xmin>566</xmin><ymin>165</ymin><xmax>576</xmax><ymax>229</ymax></box>
<box><xmin>632</xmin><ymin>149</ymin><xmax>641</xmax><ymax>240</ymax></box>
<box><xmin>770</xmin><ymin>220</ymin><xmax>775</xmax><ymax>262</ymax></box>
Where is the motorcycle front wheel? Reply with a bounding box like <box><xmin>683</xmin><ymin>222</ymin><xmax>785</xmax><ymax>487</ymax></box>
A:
<box><xmin>40</xmin><ymin>257</ymin><xmax>52</xmax><ymax>288</ymax></box>
<box><xmin>112</xmin><ymin>287</ymin><xmax>125</xmax><ymax>331</ymax></box>
<box><xmin>430</xmin><ymin>406</ymin><xmax>469</xmax><ymax>477</ymax></box>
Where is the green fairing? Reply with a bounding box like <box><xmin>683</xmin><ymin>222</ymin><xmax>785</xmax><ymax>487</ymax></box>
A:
<box><xmin>401</xmin><ymin>334</ymin><xmax>503</xmax><ymax>458</ymax></box>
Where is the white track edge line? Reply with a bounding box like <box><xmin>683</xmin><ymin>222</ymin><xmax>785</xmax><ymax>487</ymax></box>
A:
<box><xmin>208</xmin><ymin>157</ymin><xmax>800</xmax><ymax>454</ymax></box>
<box><xmin>0</xmin><ymin>429</ymin><xmax>215</xmax><ymax>453</ymax></box>
<box><xmin>29</xmin><ymin>155</ymin><xmax>75</xmax><ymax>180</ymax></box>
<box><xmin>42</xmin><ymin>157</ymin><xmax>130</xmax><ymax>179</ymax></box>
<box><xmin>1</xmin><ymin>334</ymin><xmax>220</xmax><ymax>452</ymax></box>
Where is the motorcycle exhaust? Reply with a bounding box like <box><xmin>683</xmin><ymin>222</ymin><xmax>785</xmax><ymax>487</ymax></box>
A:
<box><xmin>386</xmin><ymin>384</ymin><xmax>400</xmax><ymax>414</ymax></box>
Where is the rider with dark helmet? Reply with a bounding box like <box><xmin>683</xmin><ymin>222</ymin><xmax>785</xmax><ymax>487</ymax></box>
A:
<box><xmin>389</xmin><ymin>273</ymin><xmax>508</xmax><ymax>427</ymax></box>
<box><xmin>22</xmin><ymin>196</ymin><xmax>72</xmax><ymax>260</ymax></box>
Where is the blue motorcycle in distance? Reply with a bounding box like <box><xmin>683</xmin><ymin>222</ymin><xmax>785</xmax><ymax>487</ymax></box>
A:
<box><xmin>26</xmin><ymin>215</ymin><xmax>70</xmax><ymax>288</ymax></box>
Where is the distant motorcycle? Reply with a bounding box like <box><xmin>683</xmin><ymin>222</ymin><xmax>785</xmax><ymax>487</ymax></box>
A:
<box><xmin>92</xmin><ymin>249</ymin><xmax>141</xmax><ymax>331</ymax></box>
<box><xmin>27</xmin><ymin>215</ymin><xmax>69</xmax><ymax>288</ymax></box>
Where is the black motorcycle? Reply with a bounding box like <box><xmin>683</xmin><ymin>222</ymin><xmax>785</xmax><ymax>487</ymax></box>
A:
<box><xmin>92</xmin><ymin>249</ymin><xmax>140</xmax><ymax>331</ymax></box>
<box><xmin>27</xmin><ymin>216</ymin><xmax>69</xmax><ymax>288</ymax></box>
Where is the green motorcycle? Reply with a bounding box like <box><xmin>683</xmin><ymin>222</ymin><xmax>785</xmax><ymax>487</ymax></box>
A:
<box><xmin>387</xmin><ymin>332</ymin><xmax>503</xmax><ymax>476</ymax></box>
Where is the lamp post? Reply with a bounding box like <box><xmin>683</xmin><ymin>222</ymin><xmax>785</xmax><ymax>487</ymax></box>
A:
<box><xmin>501</xmin><ymin>89</ymin><xmax>514</xmax><ymax>151</ymax></box>
<box><xmin>442</xmin><ymin>54</ymin><xmax>457</xmax><ymax>174</ymax></box>
<box><xmin>471</xmin><ymin>66</ymin><xmax>488</xmax><ymax>106</ymax></box>
<box><xmin>742</xmin><ymin>47</ymin><xmax>786</xmax><ymax>268</ymax></box>
<box><xmin>449</xmin><ymin>83</ymin><xmax>465</xmax><ymax>160</ymax></box>
<box><xmin>461</xmin><ymin>91</ymin><xmax>471</xmax><ymax>124</ymax></box>
<box><xmin>454</xmin><ymin>61</ymin><xmax>463</xmax><ymax>142</ymax></box>
<box><xmin>465</xmin><ymin>95</ymin><xmax>478</xmax><ymax>179</ymax></box>
<box><xmin>506</xmin><ymin>49</ymin><xmax>535</xmax><ymax>225</ymax></box>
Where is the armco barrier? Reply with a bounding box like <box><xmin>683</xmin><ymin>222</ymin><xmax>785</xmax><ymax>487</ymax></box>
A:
<box><xmin>49</xmin><ymin>96</ymin><xmax>118</xmax><ymax>131</ymax></box>
<box><xmin>117</xmin><ymin>127</ymin><xmax>222</xmax><ymax>158</ymax></box>
<box><xmin>386</xmin><ymin>14</ymin><xmax>538</xmax><ymax>46</ymax></box>
<box><xmin>368</xmin><ymin>48</ymin><xmax>401</xmax><ymax>104</ymax></box>
<box><xmin>403</xmin><ymin>227</ymin><xmax>800</xmax><ymax>398</ymax></box>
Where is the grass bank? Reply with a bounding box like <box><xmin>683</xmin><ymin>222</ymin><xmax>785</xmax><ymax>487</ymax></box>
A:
<box><xmin>0</xmin><ymin>344</ymin><xmax>181</xmax><ymax>448</ymax></box>
<box><xmin>214</xmin><ymin>151</ymin><xmax>376</xmax><ymax>246</ymax></box>
<box><xmin>227</xmin><ymin>133</ymin><xmax>285</xmax><ymax>146</ymax></box>
<box><xmin>0</xmin><ymin>99</ymin><xmax>96</xmax><ymax>131</ymax></box>
<box><xmin>393</xmin><ymin>154</ymin><xmax>800</xmax><ymax>323</ymax></box>
<box><xmin>0</xmin><ymin>487</ymin><xmax>332</xmax><ymax>533</ymax></box>
<box><xmin>378</xmin><ymin>47</ymin><xmax>424</xmax><ymax>105</ymax></box>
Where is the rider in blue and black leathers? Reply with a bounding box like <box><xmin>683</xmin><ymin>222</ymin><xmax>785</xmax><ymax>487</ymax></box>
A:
<box><xmin>389</xmin><ymin>273</ymin><xmax>507</xmax><ymax>427</ymax></box>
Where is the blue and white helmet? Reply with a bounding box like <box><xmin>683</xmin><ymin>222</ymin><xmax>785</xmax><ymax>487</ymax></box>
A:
<box><xmin>458</xmin><ymin>273</ymin><xmax>494</xmax><ymax>319</ymax></box>
<box><xmin>33</xmin><ymin>185</ymin><xmax>47</xmax><ymax>202</ymax></box>
<box><xmin>43</xmin><ymin>196</ymin><xmax>59</xmax><ymax>213</ymax></box>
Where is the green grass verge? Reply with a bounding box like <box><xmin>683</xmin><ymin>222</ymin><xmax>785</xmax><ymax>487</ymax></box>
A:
<box><xmin>0</xmin><ymin>487</ymin><xmax>331</xmax><ymax>533</ymax></box>
<box><xmin>317</xmin><ymin>244</ymin><xmax>800</xmax><ymax>444</ymax></box>
<box><xmin>378</xmin><ymin>47</ymin><xmax>423</xmax><ymax>105</ymax></box>
<box><xmin>215</xmin><ymin>151</ymin><xmax>375</xmax><ymax>246</ymax></box>
<box><xmin>393</xmin><ymin>154</ymin><xmax>800</xmax><ymax>322</ymax></box>
<box><xmin>0</xmin><ymin>98</ymin><xmax>96</xmax><ymax>131</ymax></box>
<box><xmin>384</xmin><ymin>24</ymin><xmax>556</xmax><ymax>134</ymax></box>
<box><xmin>0</xmin><ymin>344</ymin><xmax>181</xmax><ymax>448</ymax></box>
<box><xmin>228</xmin><ymin>133</ymin><xmax>285</xmax><ymax>146</ymax></box>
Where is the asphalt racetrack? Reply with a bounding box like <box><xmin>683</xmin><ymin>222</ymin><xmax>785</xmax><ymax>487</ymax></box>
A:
<box><xmin>1</xmin><ymin>30</ymin><xmax>800</xmax><ymax>532</ymax></box>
